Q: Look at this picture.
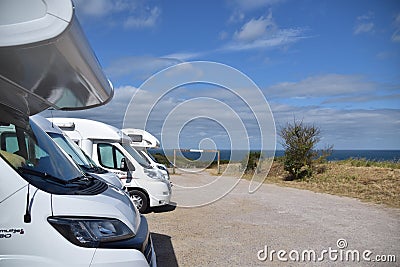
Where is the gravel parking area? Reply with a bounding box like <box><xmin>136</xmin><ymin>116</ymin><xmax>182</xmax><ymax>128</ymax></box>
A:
<box><xmin>146</xmin><ymin>171</ymin><xmax>400</xmax><ymax>266</ymax></box>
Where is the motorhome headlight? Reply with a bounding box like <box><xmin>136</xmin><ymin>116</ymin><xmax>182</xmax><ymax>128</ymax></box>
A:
<box><xmin>162</xmin><ymin>173</ymin><xmax>170</xmax><ymax>181</ymax></box>
<box><xmin>48</xmin><ymin>217</ymin><xmax>134</xmax><ymax>248</ymax></box>
<box><xmin>144</xmin><ymin>168</ymin><xmax>161</xmax><ymax>180</ymax></box>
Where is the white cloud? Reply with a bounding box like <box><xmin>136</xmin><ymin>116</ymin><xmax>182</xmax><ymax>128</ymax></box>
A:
<box><xmin>226</xmin><ymin>0</ymin><xmax>284</xmax><ymax>26</ymax></box>
<box><xmin>356</xmin><ymin>12</ymin><xmax>374</xmax><ymax>21</ymax></box>
<box><xmin>323</xmin><ymin>93</ymin><xmax>400</xmax><ymax>105</ymax></box>
<box><xmin>267</xmin><ymin>74</ymin><xmax>378</xmax><ymax>99</ymax></box>
<box><xmin>73</xmin><ymin>0</ymin><xmax>161</xmax><ymax>29</ymax></box>
<box><xmin>231</xmin><ymin>0</ymin><xmax>284</xmax><ymax>12</ymax></box>
<box><xmin>105</xmin><ymin>56</ymin><xmax>181</xmax><ymax>81</ymax></box>
<box><xmin>354</xmin><ymin>22</ymin><xmax>374</xmax><ymax>35</ymax></box>
<box><xmin>391</xmin><ymin>30</ymin><xmax>400</xmax><ymax>42</ymax></box>
<box><xmin>265</xmin><ymin>74</ymin><xmax>400</xmax><ymax>149</ymax></box>
<box><xmin>163</xmin><ymin>63</ymin><xmax>204</xmax><ymax>78</ymax></box>
<box><xmin>40</xmin><ymin>86</ymin><xmax>138</xmax><ymax>128</ymax></box>
<box><xmin>74</xmin><ymin>0</ymin><xmax>137</xmax><ymax>17</ymax></box>
<box><xmin>39</xmin><ymin>81</ymin><xmax>400</xmax><ymax>150</ymax></box>
<box><xmin>219</xmin><ymin>31</ymin><xmax>229</xmax><ymax>41</ymax></box>
<box><xmin>225</xmin><ymin>28</ymin><xmax>306</xmax><ymax>51</ymax></box>
<box><xmin>376</xmin><ymin>51</ymin><xmax>396</xmax><ymax>60</ymax></box>
<box><xmin>228</xmin><ymin>10</ymin><xmax>245</xmax><ymax>23</ymax></box>
<box><xmin>162</xmin><ymin>52</ymin><xmax>204</xmax><ymax>61</ymax></box>
<box><xmin>73</xmin><ymin>0</ymin><xmax>114</xmax><ymax>17</ymax></box>
<box><xmin>392</xmin><ymin>12</ymin><xmax>400</xmax><ymax>42</ymax></box>
<box><xmin>222</xmin><ymin>10</ymin><xmax>308</xmax><ymax>51</ymax></box>
<box><xmin>234</xmin><ymin>14</ymin><xmax>275</xmax><ymax>42</ymax></box>
<box><xmin>126</xmin><ymin>84</ymin><xmax>400</xmax><ymax>150</ymax></box>
<box><xmin>123</xmin><ymin>6</ymin><xmax>161</xmax><ymax>29</ymax></box>
<box><xmin>271</xmin><ymin>103</ymin><xmax>400</xmax><ymax>149</ymax></box>
<box><xmin>353</xmin><ymin>12</ymin><xmax>375</xmax><ymax>35</ymax></box>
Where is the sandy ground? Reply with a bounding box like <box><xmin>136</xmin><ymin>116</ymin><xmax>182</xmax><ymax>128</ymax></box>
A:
<box><xmin>146</xmin><ymin>170</ymin><xmax>400</xmax><ymax>266</ymax></box>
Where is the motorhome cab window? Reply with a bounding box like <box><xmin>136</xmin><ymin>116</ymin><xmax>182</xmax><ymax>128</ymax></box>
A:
<box><xmin>0</xmin><ymin>124</ymin><xmax>42</xmax><ymax>169</ymax></box>
<box><xmin>121</xmin><ymin>143</ymin><xmax>151</xmax><ymax>168</ymax></box>
<box><xmin>139</xmin><ymin>150</ymin><xmax>152</xmax><ymax>165</ymax></box>
<box><xmin>48</xmin><ymin>132</ymin><xmax>96</xmax><ymax>172</ymax></box>
<box><xmin>98</xmin><ymin>143</ymin><xmax>126</xmax><ymax>170</ymax></box>
<box><xmin>0</xmin><ymin>120</ymin><xmax>95</xmax><ymax>194</ymax></box>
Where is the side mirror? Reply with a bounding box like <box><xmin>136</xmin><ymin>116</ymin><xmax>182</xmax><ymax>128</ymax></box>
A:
<box><xmin>120</xmin><ymin>158</ymin><xmax>135</xmax><ymax>171</ymax></box>
<box><xmin>120</xmin><ymin>158</ymin><xmax>127</xmax><ymax>171</ymax></box>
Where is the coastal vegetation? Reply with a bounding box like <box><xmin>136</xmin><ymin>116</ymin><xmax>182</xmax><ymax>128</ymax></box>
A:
<box><xmin>222</xmin><ymin>157</ymin><xmax>400</xmax><ymax>208</ymax></box>
<box><xmin>279</xmin><ymin>119</ymin><xmax>333</xmax><ymax>180</ymax></box>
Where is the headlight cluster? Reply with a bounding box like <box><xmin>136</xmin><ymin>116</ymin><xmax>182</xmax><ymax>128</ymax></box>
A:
<box><xmin>161</xmin><ymin>173</ymin><xmax>170</xmax><ymax>181</ymax></box>
<box><xmin>144</xmin><ymin>168</ymin><xmax>161</xmax><ymax>180</ymax></box>
<box><xmin>48</xmin><ymin>217</ymin><xmax>134</xmax><ymax>248</ymax></box>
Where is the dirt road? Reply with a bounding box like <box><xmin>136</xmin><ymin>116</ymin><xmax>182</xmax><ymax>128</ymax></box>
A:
<box><xmin>146</xmin><ymin>171</ymin><xmax>399</xmax><ymax>266</ymax></box>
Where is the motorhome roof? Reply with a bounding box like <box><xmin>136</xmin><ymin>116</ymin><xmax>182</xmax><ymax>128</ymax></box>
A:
<box><xmin>0</xmin><ymin>0</ymin><xmax>113</xmax><ymax>117</ymax></box>
<box><xmin>50</xmin><ymin>118</ymin><xmax>131</xmax><ymax>143</ymax></box>
<box><xmin>122</xmin><ymin>128</ymin><xmax>160</xmax><ymax>149</ymax></box>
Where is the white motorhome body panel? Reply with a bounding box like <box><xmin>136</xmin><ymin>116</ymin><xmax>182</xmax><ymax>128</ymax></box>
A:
<box><xmin>0</xmin><ymin>184</ymin><xmax>151</xmax><ymax>267</ymax></box>
<box><xmin>122</xmin><ymin>128</ymin><xmax>160</xmax><ymax>150</ymax></box>
<box><xmin>0</xmin><ymin>156</ymin><xmax>26</xmax><ymax>202</ymax></box>
<box><xmin>51</xmin><ymin>186</ymin><xmax>140</xmax><ymax>234</ymax></box>
<box><xmin>49</xmin><ymin>118</ymin><xmax>129</xmax><ymax>144</ymax></box>
<box><xmin>91</xmin><ymin>249</ymin><xmax>153</xmax><ymax>267</ymax></box>
<box><xmin>0</xmin><ymin>183</ymin><xmax>96</xmax><ymax>266</ymax></box>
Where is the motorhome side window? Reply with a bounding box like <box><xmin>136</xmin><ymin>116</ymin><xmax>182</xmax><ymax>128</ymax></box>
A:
<box><xmin>0</xmin><ymin>124</ymin><xmax>42</xmax><ymax>169</ymax></box>
<box><xmin>97</xmin><ymin>143</ymin><xmax>126</xmax><ymax>170</ymax></box>
<box><xmin>0</xmin><ymin>120</ymin><xmax>83</xmax><ymax>188</ymax></box>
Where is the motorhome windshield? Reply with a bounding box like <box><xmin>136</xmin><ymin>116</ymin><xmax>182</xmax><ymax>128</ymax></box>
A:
<box><xmin>145</xmin><ymin>150</ymin><xmax>157</xmax><ymax>162</ymax></box>
<box><xmin>121</xmin><ymin>143</ymin><xmax>151</xmax><ymax>168</ymax></box>
<box><xmin>0</xmin><ymin>119</ymin><xmax>84</xmax><ymax>185</ymax></box>
<box><xmin>47</xmin><ymin>132</ymin><xmax>95</xmax><ymax>171</ymax></box>
<box><xmin>138</xmin><ymin>150</ymin><xmax>152</xmax><ymax>165</ymax></box>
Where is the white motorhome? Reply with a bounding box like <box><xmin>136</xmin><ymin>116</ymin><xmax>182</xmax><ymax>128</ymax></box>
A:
<box><xmin>50</xmin><ymin>118</ymin><xmax>172</xmax><ymax>213</ymax></box>
<box><xmin>0</xmin><ymin>1</ymin><xmax>155</xmax><ymax>266</ymax></box>
<box><xmin>122</xmin><ymin>128</ymin><xmax>170</xmax><ymax>178</ymax></box>
<box><xmin>31</xmin><ymin>115</ymin><xmax>124</xmax><ymax>189</ymax></box>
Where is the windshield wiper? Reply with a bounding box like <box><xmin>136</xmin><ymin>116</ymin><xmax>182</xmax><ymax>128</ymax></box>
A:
<box><xmin>18</xmin><ymin>167</ymin><xmax>68</xmax><ymax>185</ymax></box>
<box><xmin>79</xmin><ymin>164</ymin><xmax>95</xmax><ymax>172</ymax></box>
<box><xmin>67</xmin><ymin>175</ymin><xmax>92</xmax><ymax>185</ymax></box>
<box><xmin>19</xmin><ymin>167</ymin><xmax>92</xmax><ymax>186</ymax></box>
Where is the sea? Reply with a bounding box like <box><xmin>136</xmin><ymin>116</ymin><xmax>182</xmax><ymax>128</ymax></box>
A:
<box><xmin>148</xmin><ymin>149</ymin><xmax>400</xmax><ymax>162</ymax></box>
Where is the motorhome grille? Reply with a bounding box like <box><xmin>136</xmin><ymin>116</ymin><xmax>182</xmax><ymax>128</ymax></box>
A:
<box><xmin>77</xmin><ymin>179</ymin><xmax>108</xmax><ymax>195</ymax></box>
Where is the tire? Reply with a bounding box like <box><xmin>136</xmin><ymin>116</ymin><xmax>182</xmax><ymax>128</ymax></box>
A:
<box><xmin>129</xmin><ymin>189</ymin><xmax>149</xmax><ymax>213</ymax></box>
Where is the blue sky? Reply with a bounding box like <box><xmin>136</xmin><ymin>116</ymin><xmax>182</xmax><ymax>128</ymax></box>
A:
<box><xmin>44</xmin><ymin>0</ymin><xmax>400</xmax><ymax>150</ymax></box>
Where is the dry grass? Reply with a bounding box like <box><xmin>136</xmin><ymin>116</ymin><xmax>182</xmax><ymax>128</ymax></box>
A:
<box><xmin>212</xmin><ymin>160</ymin><xmax>400</xmax><ymax>208</ymax></box>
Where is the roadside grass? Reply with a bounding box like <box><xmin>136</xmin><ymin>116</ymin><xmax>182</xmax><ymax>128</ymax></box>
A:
<box><xmin>337</xmin><ymin>158</ymin><xmax>400</xmax><ymax>169</ymax></box>
<box><xmin>210</xmin><ymin>158</ymin><xmax>400</xmax><ymax>208</ymax></box>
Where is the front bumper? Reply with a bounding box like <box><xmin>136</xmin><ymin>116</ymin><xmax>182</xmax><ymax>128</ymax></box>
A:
<box><xmin>91</xmin><ymin>216</ymin><xmax>156</xmax><ymax>266</ymax></box>
<box><xmin>149</xmin><ymin>180</ymin><xmax>172</xmax><ymax>207</ymax></box>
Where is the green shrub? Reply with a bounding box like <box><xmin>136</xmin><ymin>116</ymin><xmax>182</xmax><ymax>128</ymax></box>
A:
<box><xmin>279</xmin><ymin>120</ymin><xmax>332</xmax><ymax>180</ymax></box>
<box><xmin>241</xmin><ymin>151</ymin><xmax>263</xmax><ymax>174</ymax></box>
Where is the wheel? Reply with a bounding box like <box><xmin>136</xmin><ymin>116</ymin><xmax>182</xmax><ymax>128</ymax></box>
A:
<box><xmin>129</xmin><ymin>189</ymin><xmax>149</xmax><ymax>213</ymax></box>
